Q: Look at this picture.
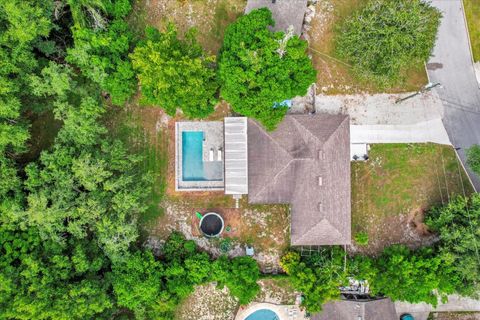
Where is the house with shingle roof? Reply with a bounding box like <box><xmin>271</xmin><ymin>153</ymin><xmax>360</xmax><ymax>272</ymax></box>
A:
<box><xmin>247</xmin><ymin>114</ymin><xmax>351</xmax><ymax>246</ymax></box>
<box><xmin>312</xmin><ymin>298</ymin><xmax>398</xmax><ymax>320</ymax></box>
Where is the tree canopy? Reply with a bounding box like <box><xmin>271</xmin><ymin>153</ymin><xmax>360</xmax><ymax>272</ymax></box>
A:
<box><xmin>426</xmin><ymin>194</ymin><xmax>480</xmax><ymax>297</ymax></box>
<box><xmin>218</xmin><ymin>8</ymin><xmax>316</xmax><ymax>130</ymax></box>
<box><xmin>130</xmin><ymin>25</ymin><xmax>218</xmax><ymax>118</ymax></box>
<box><xmin>336</xmin><ymin>0</ymin><xmax>441</xmax><ymax>86</ymax></box>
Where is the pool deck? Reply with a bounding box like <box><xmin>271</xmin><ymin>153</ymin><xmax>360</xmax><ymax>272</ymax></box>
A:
<box><xmin>175</xmin><ymin>121</ymin><xmax>225</xmax><ymax>191</ymax></box>
<box><xmin>235</xmin><ymin>302</ymin><xmax>307</xmax><ymax>320</ymax></box>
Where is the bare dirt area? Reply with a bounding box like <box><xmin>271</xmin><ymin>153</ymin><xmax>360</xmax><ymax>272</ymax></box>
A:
<box><xmin>306</xmin><ymin>0</ymin><xmax>428</xmax><ymax>94</ymax></box>
<box><xmin>430</xmin><ymin>312</ymin><xmax>480</xmax><ymax>320</ymax></box>
<box><xmin>130</xmin><ymin>0</ymin><xmax>246</xmax><ymax>54</ymax></box>
<box><xmin>255</xmin><ymin>277</ymin><xmax>297</xmax><ymax>305</ymax></box>
<box><xmin>350</xmin><ymin>143</ymin><xmax>474</xmax><ymax>255</ymax></box>
<box><xmin>175</xmin><ymin>283</ymin><xmax>239</xmax><ymax>320</ymax></box>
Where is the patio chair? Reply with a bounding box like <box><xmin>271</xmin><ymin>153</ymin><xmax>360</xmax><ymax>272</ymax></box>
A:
<box><xmin>209</xmin><ymin>148</ymin><xmax>214</xmax><ymax>161</ymax></box>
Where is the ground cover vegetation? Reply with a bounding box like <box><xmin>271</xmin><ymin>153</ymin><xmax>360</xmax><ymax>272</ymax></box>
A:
<box><xmin>335</xmin><ymin>0</ymin><xmax>441</xmax><ymax>87</ymax></box>
<box><xmin>464</xmin><ymin>0</ymin><xmax>480</xmax><ymax>62</ymax></box>
<box><xmin>281</xmin><ymin>193</ymin><xmax>480</xmax><ymax>313</ymax></box>
<box><xmin>0</xmin><ymin>1</ymin><xmax>260</xmax><ymax>319</ymax></box>
<box><xmin>467</xmin><ymin>144</ymin><xmax>480</xmax><ymax>176</ymax></box>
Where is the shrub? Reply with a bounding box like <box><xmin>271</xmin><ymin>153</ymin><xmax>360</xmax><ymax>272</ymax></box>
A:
<box><xmin>354</xmin><ymin>231</ymin><xmax>369</xmax><ymax>246</ymax></box>
<box><xmin>336</xmin><ymin>0</ymin><xmax>441</xmax><ymax>87</ymax></box>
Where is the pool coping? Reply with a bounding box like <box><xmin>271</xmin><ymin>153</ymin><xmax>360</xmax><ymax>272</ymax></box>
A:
<box><xmin>235</xmin><ymin>302</ymin><xmax>307</xmax><ymax>320</ymax></box>
<box><xmin>175</xmin><ymin>121</ymin><xmax>225</xmax><ymax>191</ymax></box>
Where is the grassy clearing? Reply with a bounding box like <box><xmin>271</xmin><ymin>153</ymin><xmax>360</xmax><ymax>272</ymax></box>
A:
<box><xmin>464</xmin><ymin>0</ymin><xmax>480</xmax><ymax>62</ymax></box>
<box><xmin>128</xmin><ymin>0</ymin><xmax>246</xmax><ymax>54</ymax></box>
<box><xmin>308</xmin><ymin>0</ymin><xmax>428</xmax><ymax>94</ymax></box>
<box><xmin>106</xmin><ymin>99</ymin><xmax>169</xmax><ymax>227</ymax></box>
<box><xmin>351</xmin><ymin>144</ymin><xmax>474</xmax><ymax>254</ymax></box>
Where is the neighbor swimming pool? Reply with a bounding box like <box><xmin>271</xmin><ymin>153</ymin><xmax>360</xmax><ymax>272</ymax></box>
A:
<box><xmin>182</xmin><ymin>131</ymin><xmax>205</xmax><ymax>181</ymax></box>
<box><xmin>245</xmin><ymin>309</ymin><xmax>279</xmax><ymax>320</ymax></box>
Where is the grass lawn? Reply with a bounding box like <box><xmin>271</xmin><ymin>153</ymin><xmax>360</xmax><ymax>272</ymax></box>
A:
<box><xmin>128</xmin><ymin>0</ymin><xmax>246</xmax><ymax>54</ymax></box>
<box><xmin>308</xmin><ymin>0</ymin><xmax>428</xmax><ymax>95</ymax></box>
<box><xmin>106</xmin><ymin>98</ymin><xmax>169</xmax><ymax>228</ymax></box>
<box><xmin>351</xmin><ymin>143</ymin><xmax>474</xmax><ymax>254</ymax></box>
<box><xmin>464</xmin><ymin>0</ymin><xmax>480</xmax><ymax>62</ymax></box>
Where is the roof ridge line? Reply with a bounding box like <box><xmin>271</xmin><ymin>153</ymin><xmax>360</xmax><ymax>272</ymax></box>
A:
<box><xmin>325</xmin><ymin>115</ymin><xmax>350</xmax><ymax>145</ymax></box>
<box><xmin>293</xmin><ymin>218</ymin><xmax>347</xmax><ymax>245</ymax></box>
<box><xmin>290</xmin><ymin>116</ymin><xmax>323</xmax><ymax>144</ymax></box>
<box><xmin>249</xmin><ymin>120</ymin><xmax>293</xmax><ymax>160</ymax></box>
<box><xmin>254</xmin><ymin>158</ymin><xmax>296</xmax><ymax>201</ymax></box>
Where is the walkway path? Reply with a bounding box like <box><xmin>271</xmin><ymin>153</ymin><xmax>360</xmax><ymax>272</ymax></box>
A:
<box><xmin>427</xmin><ymin>0</ymin><xmax>480</xmax><ymax>191</ymax></box>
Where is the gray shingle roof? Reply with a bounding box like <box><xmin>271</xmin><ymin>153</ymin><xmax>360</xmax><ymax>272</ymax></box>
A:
<box><xmin>247</xmin><ymin>114</ymin><xmax>351</xmax><ymax>246</ymax></box>
<box><xmin>312</xmin><ymin>299</ymin><xmax>398</xmax><ymax>320</ymax></box>
<box><xmin>245</xmin><ymin>0</ymin><xmax>308</xmax><ymax>35</ymax></box>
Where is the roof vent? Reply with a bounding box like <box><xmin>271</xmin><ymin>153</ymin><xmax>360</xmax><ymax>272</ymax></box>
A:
<box><xmin>318</xmin><ymin>150</ymin><xmax>325</xmax><ymax>160</ymax></box>
<box><xmin>318</xmin><ymin>176</ymin><xmax>323</xmax><ymax>186</ymax></box>
<box><xmin>318</xmin><ymin>202</ymin><xmax>323</xmax><ymax>211</ymax></box>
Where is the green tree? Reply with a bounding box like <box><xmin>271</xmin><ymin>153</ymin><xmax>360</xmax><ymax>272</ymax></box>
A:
<box><xmin>66</xmin><ymin>0</ymin><xmax>136</xmax><ymax>105</ymax></box>
<box><xmin>426</xmin><ymin>194</ymin><xmax>480</xmax><ymax>297</ymax></box>
<box><xmin>364</xmin><ymin>245</ymin><xmax>456</xmax><ymax>306</ymax></box>
<box><xmin>0</xmin><ymin>227</ymin><xmax>113</xmax><ymax>319</ymax></box>
<box><xmin>467</xmin><ymin>144</ymin><xmax>480</xmax><ymax>175</ymax></box>
<box><xmin>218</xmin><ymin>8</ymin><xmax>316</xmax><ymax>130</ymax></box>
<box><xmin>336</xmin><ymin>0</ymin><xmax>441</xmax><ymax>86</ymax></box>
<box><xmin>111</xmin><ymin>250</ymin><xmax>164</xmax><ymax>319</ymax></box>
<box><xmin>280</xmin><ymin>248</ymin><xmax>346</xmax><ymax>312</ymax></box>
<box><xmin>130</xmin><ymin>25</ymin><xmax>218</xmax><ymax>118</ymax></box>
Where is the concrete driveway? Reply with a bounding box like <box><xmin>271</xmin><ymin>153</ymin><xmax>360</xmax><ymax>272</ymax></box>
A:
<box><xmin>427</xmin><ymin>0</ymin><xmax>480</xmax><ymax>191</ymax></box>
<box><xmin>314</xmin><ymin>92</ymin><xmax>451</xmax><ymax>145</ymax></box>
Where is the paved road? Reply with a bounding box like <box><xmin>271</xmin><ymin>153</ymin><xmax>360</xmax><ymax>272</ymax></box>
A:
<box><xmin>427</xmin><ymin>0</ymin><xmax>480</xmax><ymax>191</ymax></box>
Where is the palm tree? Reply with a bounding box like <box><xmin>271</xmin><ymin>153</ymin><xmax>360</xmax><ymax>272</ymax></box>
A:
<box><xmin>66</xmin><ymin>0</ymin><xmax>107</xmax><ymax>30</ymax></box>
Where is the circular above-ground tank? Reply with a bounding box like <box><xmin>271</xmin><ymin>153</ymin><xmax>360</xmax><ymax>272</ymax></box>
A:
<box><xmin>199</xmin><ymin>212</ymin><xmax>224</xmax><ymax>237</ymax></box>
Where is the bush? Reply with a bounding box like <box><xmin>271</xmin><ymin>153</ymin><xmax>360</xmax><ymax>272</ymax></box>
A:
<box><xmin>336</xmin><ymin>0</ymin><xmax>441</xmax><ymax>86</ymax></box>
<box><xmin>218</xmin><ymin>8</ymin><xmax>316</xmax><ymax>130</ymax></box>
<box><xmin>467</xmin><ymin>144</ymin><xmax>480</xmax><ymax>175</ymax></box>
<box><xmin>354</xmin><ymin>231</ymin><xmax>369</xmax><ymax>246</ymax></box>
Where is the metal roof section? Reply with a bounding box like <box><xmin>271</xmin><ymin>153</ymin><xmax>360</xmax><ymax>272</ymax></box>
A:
<box><xmin>224</xmin><ymin>117</ymin><xmax>248</xmax><ymax>195</ymax></box>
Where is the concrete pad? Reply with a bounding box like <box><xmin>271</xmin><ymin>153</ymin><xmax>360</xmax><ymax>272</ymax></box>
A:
<box><xmin>351</xmin><ymin>119</ymin><xmax>451</xmax><ymax>145</ymax></box>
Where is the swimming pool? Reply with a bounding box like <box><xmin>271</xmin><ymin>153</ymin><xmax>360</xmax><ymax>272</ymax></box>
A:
<box><xmin>182</xmin><ymin>131</ymin><xmax>205</xmax><ymax>181</ymax></box>
<box><xmin>245</xmin><ymin>309</ymin><xmax>279</xmax><ymax>320</ymax></box>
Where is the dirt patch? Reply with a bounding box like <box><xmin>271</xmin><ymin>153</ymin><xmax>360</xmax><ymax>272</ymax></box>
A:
<box><xmin>431</xmin><ymin>312</ymin><xmax>480</xmax><ymax>320</ymax></box>
<box><xmin>256</xmin><ymin>278</ymin><xmax>297</xmax><ymax>305</ymax></box>
<box><xmin>131</xmin><ymin>0</ymin><xmax>246</xmax><ymax>54</ymax></box>
<box><xmin>175</xmin><ymin>283</ymin><xmax>239</xmax><ymax>320</ymax></box>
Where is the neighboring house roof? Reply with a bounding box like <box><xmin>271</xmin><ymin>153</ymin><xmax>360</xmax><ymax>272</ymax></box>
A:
<box><xmin>247</xmin><ymin>114</ymin><xmax>351</xmax><ymax>246</ymax></box>
<box><xmin>245</xmin><ymin>0</ymin><xmax>308</xmax><ymax>35</ymax></box>
<box><xmin>312</xmin><ymin>298</ymin><xmax>398</xmax><ymax>320</ymax></box>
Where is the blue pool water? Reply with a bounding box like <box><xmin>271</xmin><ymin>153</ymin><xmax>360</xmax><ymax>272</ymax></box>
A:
<box><xmin>182</xmin><ymin>131</ymin><xmax>205</xmax><ymax>181</ymax></box>
<box><xmin>245</xmin><ymin>309</ymin><xmax>279</xmax><ymax>320</ymax></box>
